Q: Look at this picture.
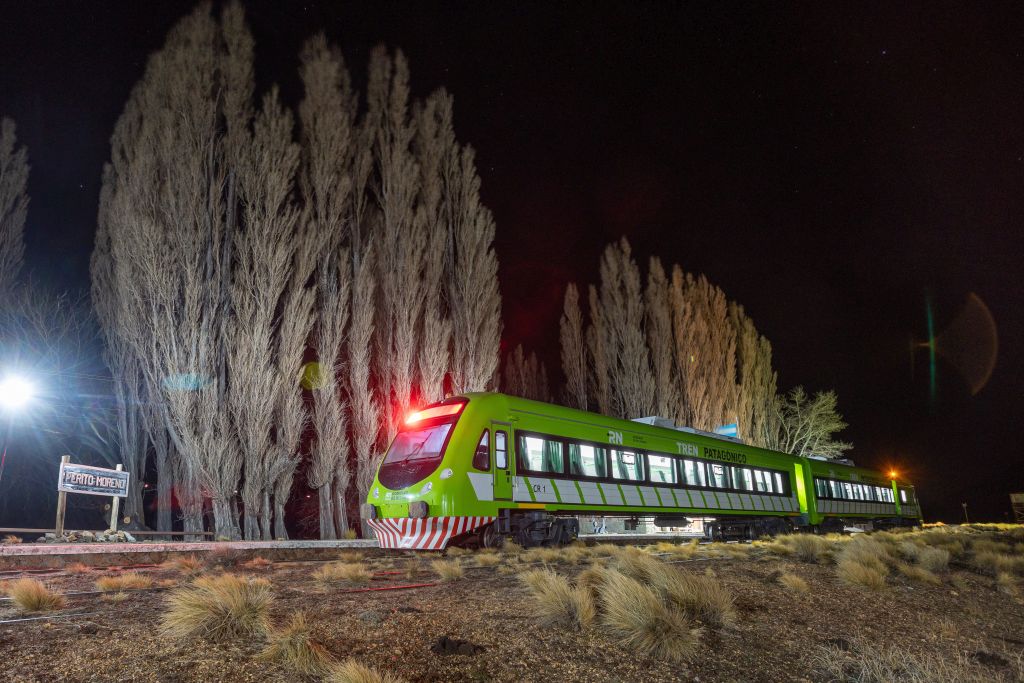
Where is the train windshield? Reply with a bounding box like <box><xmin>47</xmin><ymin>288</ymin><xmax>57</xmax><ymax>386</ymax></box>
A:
<box><xmin>378</xmin><ymin>423</ymin><xmax>453</xmax><ymax>490</ymax></box>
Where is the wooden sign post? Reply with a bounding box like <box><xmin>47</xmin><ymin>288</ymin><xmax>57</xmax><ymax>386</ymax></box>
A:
<box><xmin>54</xmin><ymin>458</ymin><xmax>130</xmax><ymax>539</ymax></box>
<box><xmin>107</xmin><ymin>464</ymin><xmax>123</xmax><ymax>532</ymax></box>
<box><xmin>54</xmin><ymin>455</ymin><xmax>70</xmax><ymax>536</ymax></box>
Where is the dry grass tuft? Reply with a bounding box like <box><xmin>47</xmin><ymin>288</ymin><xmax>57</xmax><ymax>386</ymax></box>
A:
<box><xmin>596</xmin><ymin>569</ymin><xmax>700</xmax><ymax>663</ymax></box>
<box><xmin>996</xmin><ymin>571</ymin><xmax>1019</xmax><ymax>597</ymax></box>
<box><xmin>811</xmin><ymin>641</ymin><xmax>990</xmax><ymax>682</ymax></box>
<box><xmin>770</xmin><ymin>534</ymin><xmax>830</xmax><ymax>563</ymax></box>
<box><xmin>654</xmin><ymin>567</ymin><xmax>736</xmax><ymax>628</ymax></box>
<box><xmin>523</xmin><ymin>546</ymin><xmax>568</xmax><ymax>565</ymax></box>
<box><xmin>778</xmin><ymin>572</ymin><xmax>809</xmax><ymax>593</ymax></box>
<box><xmin>338</xmin><ymin>550</ymin><xmax>365</xmax><ymax>562</ymax></box>
<box><xmin>591</xmin><ymin>543</ymin><xmax>621</xmax><ymax>557</ymax></box>
<box><xmin>260</xmin><ymin>611</ymin><xmax>335</xmax><ymax>675</ymax></box>
<box><xmin>161</xmin><ymin>573</ymin><xmax>273</xmax><ymax>641</ymax></box>
<box><xmin>497</xmin><ymin>565</ymin><xmax>516</xmax><ymax>575</ymax></box>
<box><xmin>519</xmin><ymin>568</ymin><xmax>595</xmax><ymax>629</ymax></box>
<box><xmin>895</xmin><ymin>562</ymin><xmax>941</xmax><ymax>585</ymax></box>
<box><xmin>445</xmin><ymin>546</ymin><xmax>472</xmax><ymax>557</ymax></box>
<box><xmin>244</xmin><ymin>557</ymin><xmax>274</xmax><ymax>570</ymax></box>
<box><xmin>96</xmin><ymin>572</ymin><xmax>153</xmax><ymax>592</ymax></box>
<box><xmin>328</xmin><ymin>659</ymin><xmax>406</xmax><ymax>683</ymax></box>
<box><xmin>169</xmin><ymin>555</ymin><xmax>203</xmax><ymax>575</ymax></box>
<box><xmin>3</xmin><ymin>534</ymin><xmax>23</xmax><ymax>544</ymax></box>
<box><xmin>314</xmin><ymin>562</ymin><xmax>372</xmax><ymax>584</ymax></box>
<box><xmin>342</xmin><ymin>529</ymin><xmax>359</xmax><ymax>540</ymax></box>
<box><xmin>837</xmin><ymin>559</ymin><xmax>888</xmax><ymax>590</ymax></box>
<box><xmin>431</xmin><ymin>559</ymin><xmax>464</xmax><ymax>581</ymax></box>
<box><xmin>101</xmin><ymin>591</ymin><xmax>131</xmax><ymax>603</ymax></box>
<box><xmin>474</xmin><ymin>553</ymin><xmax>501</xmax><ymax>567</ymax></box>
<box><xmin>652</xmin><ymin>539</ymin><xmax>699</xmax><ymax>558</ymax></box>
<box><xmin>972</xmin><ymin>550</ymin><xmax>1024</xmax><ymax>576</ymax></box>
<box><xmin>501</xmin><ymin>540</ymin><xmax>523</xmax><ymax>555</ymax></box>
<box><xmin>6</xmin><ymin>578</ymin><xmax>66</xmax><ymax>612</ymax></box>
<box><xmin>65</xmin><ymin>562</ymin><xmax>92</xmax><ymax>574</ymax></box>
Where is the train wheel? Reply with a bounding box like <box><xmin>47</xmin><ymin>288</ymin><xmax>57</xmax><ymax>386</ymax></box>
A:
<box><xmin>479</xmin><ymin>523</ymin><xmax>504</xmax><ymax>549</ymax></box>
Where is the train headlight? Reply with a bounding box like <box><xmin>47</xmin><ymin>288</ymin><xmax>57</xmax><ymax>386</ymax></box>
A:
<box><xmin>360</xmin><ymin>503</ymin><xmax>377</xmax><ymax>520</ymax></box>
<box><xmin>409</xmin><ymin>501</ymin><xmax>428</xmax><ymax>519</ymax></box>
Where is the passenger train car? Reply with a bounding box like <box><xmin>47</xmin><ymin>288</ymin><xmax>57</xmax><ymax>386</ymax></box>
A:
<box><xmin>362</xmin><ymin>393</ymin><xmax>921</xmax><ymax>549</ymax></box>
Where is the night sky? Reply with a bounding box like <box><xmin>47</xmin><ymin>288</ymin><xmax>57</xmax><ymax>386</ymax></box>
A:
<box><xmin>2</xmin><ymin>2</ymin><xmax>1021</xmax><ymax>522</ymax></box>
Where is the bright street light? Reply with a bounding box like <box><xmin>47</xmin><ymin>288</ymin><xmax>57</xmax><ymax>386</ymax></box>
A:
<box><xmin>0</xmin><ymin>375</ymin><xmax>35</xmax><ymax>411</ymax></box>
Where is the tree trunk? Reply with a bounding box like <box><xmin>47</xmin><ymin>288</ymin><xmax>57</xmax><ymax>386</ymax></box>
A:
<box><xmin>333</xmin><ymin>480</ymin><xmax>349</xmax><ymax>538</ymax></box>
<box><xmin>213</xmin><ymin>498</ymin><xmax>235</xmax><ymax>541</ymax></box>
<box><xmin>155</xmin><ymin>443</ymin><xmax>172</xmax><ymax>540</ymax></box>
<box><xmin>318</xmin><ymin>485</ymin><xmax>336</xmax><ymax>540</ymax></box>
<box><xmin>242</xmin><ymin>485</ymin><xmax>261</xmax><ymax>540</ymax></box>
<box><xmin>273</xmin><ymin>498</ymin><xmax>288</xmax><ymax>540</ymax></box>
<box><xmin>261</xmin><ymin>490</ymin><xmax>272</xmax><ymax>541</ymax></box>
<box><xmin>230</xmin><ymin>497</ymin><xmax>242</xmax><ymax>540</ymax></box>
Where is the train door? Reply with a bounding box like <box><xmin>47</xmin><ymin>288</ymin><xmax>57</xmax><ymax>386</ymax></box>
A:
<box><xmin>492</xmin><ymin>422</ymin><xmax>513</xmax><ymax>501</ymax></box>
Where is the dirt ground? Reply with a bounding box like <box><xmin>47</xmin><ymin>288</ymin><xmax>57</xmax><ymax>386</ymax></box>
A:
<box><xmin>2</xmin><ymin>535</ymin><xmax>1023</xmax><ymax>683</ymax></box>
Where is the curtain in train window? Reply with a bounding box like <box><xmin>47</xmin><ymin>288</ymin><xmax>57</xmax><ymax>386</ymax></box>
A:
<box><xmin>682</xmin><ymin>460</ymin><xmax>706</xmax><ymax>487</ymax></box>
<box><xmin>517</xmin><ymin>435</ymin><xmax>564</xmax><ymax>474</ymax></box>
<box><xmin>709</xmin><ymin>463</ymin><xmax>730</xmax><ymax>489</ymax></box>
<box><xmin>815</xmin><ymin>478</ymin><xmax>828</xmax><ymax>498</ymax></box>
<box><xmin>648</xmin><ymin>455</ymin><xmax>677</xmax><ymax>484</ymax></box>
<box><xmin>568</xmin><ymin>443</ymin><xmax>607</xmax><ymax>478</ymax></box>
<box><xmin>733</xmin><ymin>467</ymin><xmax>755</xmax><ymax>491</ymax></box>
<box><xmin>611</xmin><ymin>450</ymin><xmax>643</xmax><ymax>481</ymax></box>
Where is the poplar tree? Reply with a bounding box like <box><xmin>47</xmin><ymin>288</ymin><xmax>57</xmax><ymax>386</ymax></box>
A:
<box><xmin>503</xmin><ymin>344</ymin><xmax>551</xmax><ymax>403</ymax></box>
<box><xmin>559</xmin><ymin>283</ymin><xmax>587</xmax><ymax>410</ymax></box>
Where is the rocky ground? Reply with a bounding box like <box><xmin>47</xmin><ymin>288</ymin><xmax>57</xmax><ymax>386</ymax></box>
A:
<box><xmin>1</xmin><ymin>526</ymin><xmax>1023</xmax><ymax>682</ymax></box>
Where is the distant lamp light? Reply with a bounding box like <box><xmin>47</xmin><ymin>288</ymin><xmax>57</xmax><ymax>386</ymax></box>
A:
<box><xmin>0</xmin><ymin>375</ymin><xmax>35</xmax><ymax>411</ymax></box>
<box><xmin>888</xmin><ymin>470</ymin><xmax>898</xmax><ymax>479</ymax></box>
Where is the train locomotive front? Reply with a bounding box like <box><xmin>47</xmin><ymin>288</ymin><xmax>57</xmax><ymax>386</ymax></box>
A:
<box><xmin>362</xmin><ymin>395</ymin><xmax>498</xmax><ymax>549</ymax></box>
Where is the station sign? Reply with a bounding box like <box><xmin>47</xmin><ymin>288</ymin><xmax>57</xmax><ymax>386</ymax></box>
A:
<box><xmin>58</xmin><ymin>462</ymin><xmax>130</xmax><ymax>498</ymax></box>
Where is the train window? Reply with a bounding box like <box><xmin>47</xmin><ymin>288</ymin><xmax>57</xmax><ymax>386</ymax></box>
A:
<box><xmin>611</xmin><ymin>450</ymin><xmax>643</xmax><ymax>481</ymax></box>
<box><xmin>900</xmin><ymin>490</ymin><xmax>907</xmax><ymax>503</ymax></box>
<box><xmin>733</xmin><ymin>468</ymin><xmax>755</xmax><ymax>491</ymax></box>
<box><xmin>828</xmin><ymin>480</ymin><xmax>843</xmax><ymax>499</ymax></box>
<box><xmin>709</xmin><ymin>463</ymin><xmax>730</xmax><ymax>489</ymax></box>
<box><xmin>815</xmin><ymin>478</ymin><xmax>828</xmax><ymax>498</ymax></box>
<box><xmin>774</xmin><ymin>472</ymin><xmax>786</xmax><ymax>495</ymax></box>
<box><xmin>568</xmin><ymin>443</ymin><xmax>608</xmax><ymax>478</ymax></box>
<box><xmin>648</xmin><ymin>454</ymin><xmax>677</xmax><ymax>485</ymax></box>
<box><xmin>495</xmin><ymin>431</ymin><xmax>507</xmax><ymax>469</ymax></box>
<box><xmin>682</xmin><ymin>459</ymin><xmax>707</xmax><ymax>487</ymax></box>
<box><xmin>517</xmin><ymin>435</ymin><xmax>564</xmax><ymax>474</ymax></box>
<box><xmin>472</xmin><ymin>430</ymin><xmax>490</xmax><ymax>471</ymax></box>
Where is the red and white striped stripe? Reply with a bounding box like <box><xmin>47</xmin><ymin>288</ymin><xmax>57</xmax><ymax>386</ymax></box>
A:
<box><xmin>367</xmin><ymin>516</ymin><xmax>496</xmax><ymax>550</ymax></box>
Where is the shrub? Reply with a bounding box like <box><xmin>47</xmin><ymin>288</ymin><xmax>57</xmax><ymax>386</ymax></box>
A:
<box><xmin>596</xmin><ymin>570</ymin><xmax>699</xmax><ymax>663</ymax></box>
<box><xmin>161</xmin><ymin>573</ymin><xmax>273</xmax><ymax>641</ymax></box>
<box><xmin>6</xmin><ymin>578</ymin><xmax>66</xmax><ymax>612</ymax></box>
<box><xmin>519</xmin><ymin>569</ymin><xmax>595</xmax><ymax>629</ymax></box>
<box><xmin>204</xmin><ymin>547</ymin><xmax>244</xmax><ymax>570</ymax></box>
<box><xmin>328</xmin><ymin>659</ymin><xmax>406</xmax><ymax>683</ymax></box>
<box><xmin>431</xmin><ymin>559</ymin><xmax>464</xmax><ymax>581</ymax></box>
<box><xmin>96</xmin><ymin>572</ymin><xmax>153</xmax><ymax>592</ymax></box>
<box><xmin>314</xmin><ymin>562</ymin><xmax>372</xmax><ymax>584</ymax></box>
<box><xmin>576</xmin><ymin>563</ymin><xmax>613</xmax><ymax>594</ymax></box>
<box><xmin>260</xmin><ymin>611</ymin><xmax>334</xmax><ymax>675</ymax></box>
<box><xmin>778</xmin><ymin>572</ymin><xmax>809</xmax><ymax>593</ymax></box>
<box><xmin>971</xmin><ymin>551</ymin><xmax>1024</xmax><ymax>576</ymax></box>
<box><xmin>768</xmin><ymin>534</ymin><xmax>830</xmax><ymax>563</ymax></box>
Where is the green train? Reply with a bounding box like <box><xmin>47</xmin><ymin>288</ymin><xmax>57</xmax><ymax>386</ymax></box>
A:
<box><xmin>362</xmin><ymin>393</ymin><xmax>921</xmax><ymax>549</ymax></box>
